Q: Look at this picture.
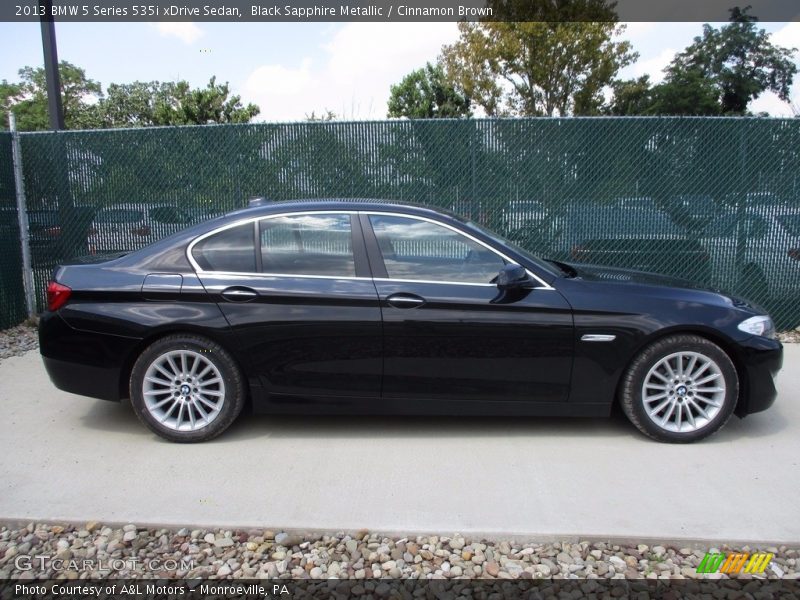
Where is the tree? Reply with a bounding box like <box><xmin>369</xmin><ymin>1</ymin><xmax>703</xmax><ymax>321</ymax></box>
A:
<box><xmin>441</xmin><ymin>19</ymin><xmax>636</xmax><ymax>116</ymax></box>
<box><xmin>664</xmin><ymin>6</ymin><xmax>797</xmax><ymax>114</ymax></box>
<box><xmin>1</xmin><ymin>61</ymin><xmax>102</xmax><ymax>130</ymax></box>
<box><xmin>0</xmin><ymin>80</ymin><xmax>24</xmax><ymax>129</ymax></box>
<box><xmin>605</xmin><ymin>76</ymin><xmax>655</xmax><ymax>116</ymax></box>
<box><xmin>650</xmin><ymin>68</ymin><xmax>722</xmax><ymax>115</ymax></box>
<box><xmin>607</xmin><ymin>71</ymin><xmax>722</xmax><ymax>116</ymax></box>
<box><xmin>2</xmin><ymin>65</ymin><xmax>260</xmax><ymax>130</ymax></box>
<box><xmin>305</xmin><ymin>109</ymin><xmax>337</xmax><ymax>121</ymax></box>
<box><xmin>97</xmin><ymin>77</ymin><xmax>260</xmax><ymax>127</ymax></box>
<box><xmin>97</xmin><ymin>81</ymin><xmax>179</xmax><ymax>127</ymax></box>
<box><xmin>387</xmin><ymin>63</ymin><xmax>471</xmax><ymax>119</ymax></box>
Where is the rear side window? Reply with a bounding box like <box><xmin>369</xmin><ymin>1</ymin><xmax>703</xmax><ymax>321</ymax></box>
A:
<box><xmin>260</xmin><ymin>213</ymin><xmax>355</xmax><ymax>277</ymax></box>
<box><xmin>192</xmin><ymin>223</ymin><xmax>256</xmax><ymax>272</ymax></box>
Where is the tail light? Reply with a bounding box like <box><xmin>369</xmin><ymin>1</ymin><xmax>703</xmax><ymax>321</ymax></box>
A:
<box><xmin>44</xmin><ymin>226</ymin><xmax>61</xmax><ymax>237</ymax></box>
<box><xmin>789</xmin><ymin>248</ymin><xmax>800</xmax><ymax>261</ymax></box>
<box><xmin>131</xmin><ymin>225</ymin><xmax>151</xmax><ymax>237</ymax></box>
<box><xmin>46</xmin><ymin>281</ymin><xmax>71</xmax><ymax>311</ymax></box>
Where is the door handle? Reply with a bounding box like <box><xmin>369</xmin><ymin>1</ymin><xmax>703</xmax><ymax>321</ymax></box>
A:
<box><xmin>386</xmin><ymin>293</ymin><xmax>426</xmax><ymax>309</ymax></box>
<box><xmin>220</xmin><ymin>286</ymin><xmax>258</xmax><ymax>302</ymax></box>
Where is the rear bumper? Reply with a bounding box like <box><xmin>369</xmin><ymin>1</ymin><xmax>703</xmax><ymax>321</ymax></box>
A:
<box><xmin>39</xmin><ymin>311</ymin><xmax>136</xmax><ymax>402</ymax></box>
<box><xmin>42</xmin><ymin>355</ymin><xmax>121</xmax><ymax>402</ymax></box>
<box><xmin>734</xmin><ymin>335</ymin><xmax>783</xmax><ymax>417</ymax></box>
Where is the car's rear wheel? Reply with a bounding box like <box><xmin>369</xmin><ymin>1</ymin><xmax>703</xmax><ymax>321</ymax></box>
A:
<box><xmin>619</xmin><ymin>334</ymin><xmax>738</xmax><ymax>443</ymax></box>
<box><xmin>130</xmin><ymin>334</ymin><xmax>245</xmax><ymax>443</ymax></box>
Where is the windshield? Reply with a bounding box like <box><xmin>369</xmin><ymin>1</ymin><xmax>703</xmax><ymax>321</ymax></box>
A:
<box><xmin>464</xmin><ymin>220</ymin><xmax>561</xmax><ymax>278</ymax></box>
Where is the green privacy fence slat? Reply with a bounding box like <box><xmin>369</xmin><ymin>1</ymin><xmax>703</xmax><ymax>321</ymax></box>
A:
<box><xmin>0</xmin><ymin>131</ymin><xmax>27</xmax><ymax>330</ymax></box>
<box><xmin>8</xmin><ymin>117</ymin><xmax>800</xmax><ymax>330</ymax></box>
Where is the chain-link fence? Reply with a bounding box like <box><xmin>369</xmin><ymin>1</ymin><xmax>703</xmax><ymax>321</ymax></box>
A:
<box><xmin>0</xmin><ymin>132</ymin><xmax>26</xmax><ymax>330</ymax></box>
<box><xmin>5</xmin><ymin>117</ymin><xmax>800</xmax><ymax>329</ymax></box>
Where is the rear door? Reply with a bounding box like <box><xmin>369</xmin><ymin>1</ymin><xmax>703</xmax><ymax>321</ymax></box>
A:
<box><xmin>362</xmin><ymin>212</ymin><xmax>574</xmax><ymax>405</ymax></box>
<box><xmin>191</xmin><ymin>212</ymin><xmax>382</xmax><ymax>400</ymax></box>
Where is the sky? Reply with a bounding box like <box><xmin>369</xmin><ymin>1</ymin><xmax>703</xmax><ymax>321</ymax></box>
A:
<box><xmin>0</xmin><ymin>20</ymin><xmax>798</xmax><ymax>121</ymax></box>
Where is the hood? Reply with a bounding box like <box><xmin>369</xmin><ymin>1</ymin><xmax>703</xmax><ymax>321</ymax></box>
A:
<box><xmin>568</xmin><ymin>262</ymin><xmax>718</xmax><ymax>292</ymax></box>
<box><xmin>564</xmin><ymin>261</ymin><xmax>758</xmax><ymax>310</ymax></box>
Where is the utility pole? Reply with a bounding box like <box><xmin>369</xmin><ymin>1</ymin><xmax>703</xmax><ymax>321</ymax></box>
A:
<box><xmin>38</xmin><ymin>0</ymin><xmax>80</xmax><ymax>261</ymax></box>
<box><xmin>39</xmin><ymin>0</ymin><xmax>64</xmax><ymax>130</ymax></box>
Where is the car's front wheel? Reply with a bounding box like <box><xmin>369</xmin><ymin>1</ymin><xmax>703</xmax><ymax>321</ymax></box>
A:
<box><xmin>130</xmin><ymin>334</ymin><xmax>245</xmax><ymax>443</ymax></box>
<box><xmin>620</xmin><ymin>334</ymin><xmax>738</xmax><ymax>443</ymax></box>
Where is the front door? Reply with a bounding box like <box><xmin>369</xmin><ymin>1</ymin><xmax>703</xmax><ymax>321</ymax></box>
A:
<box><xmin>363</xmin><ymin>213</ymin><xmax>574</xmax><ymax>404</ymax></box>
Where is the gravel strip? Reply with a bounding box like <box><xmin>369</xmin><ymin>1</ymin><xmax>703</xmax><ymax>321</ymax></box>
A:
<box><xmin>0</xmin><ymin>523</ymin><xmax>797</xmax><ymax>580</ymax></box>
<box><xmin>0</xmin><ymin>321</ymin><xmax>38</xmax><ymax>362</ymax></box>
<box><xmin>778</xmin><ymin>329</ymin><xmax>800</xmax><ymax>343</ymax></box>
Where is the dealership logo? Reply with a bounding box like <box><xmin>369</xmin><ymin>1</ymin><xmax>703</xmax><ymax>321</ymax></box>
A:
<box><xmin>696</xmin><ymin>552</ymin><xmax>774</xmax><ymax>575</ymax></box>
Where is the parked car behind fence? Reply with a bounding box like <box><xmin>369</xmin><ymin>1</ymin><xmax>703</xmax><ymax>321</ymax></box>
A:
<box><xmin>88</xmin><ymin>204</ymin><xmax>194</xmax><ymax>253</ymax></box>
<box><xmin>699</xmin><ymin>207</ymin><xmax>800</xmax><ymax>302</ymax></box>
<box><xmin>544</xmin><ymin>204</ymin><xmax>712</xmax><ymax>282</ymax></box>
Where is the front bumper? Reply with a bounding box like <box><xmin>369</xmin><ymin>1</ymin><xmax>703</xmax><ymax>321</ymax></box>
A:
<box><xmin>734</xmin><ymin>335</ymin><xmax>783</xmax><ymax>417</ymax></box>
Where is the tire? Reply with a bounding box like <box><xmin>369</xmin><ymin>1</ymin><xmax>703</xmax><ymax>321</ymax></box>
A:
<box><xmin>129</xmin><ymin>334</ymin><xmax>245</xmax><ymax>443</ymax></box>
<box><xmin>619</xmin><ymin>334</ymin><xmax>738</xmax><ymax>443</ymax></box>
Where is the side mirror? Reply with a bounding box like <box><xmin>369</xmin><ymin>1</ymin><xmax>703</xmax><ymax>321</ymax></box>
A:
<box><xmin>495</xmin><ymin>264</ymin><xmax>535</xmax><ymax>290</ymax></box>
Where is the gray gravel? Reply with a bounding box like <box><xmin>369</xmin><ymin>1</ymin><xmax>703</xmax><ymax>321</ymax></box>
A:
<box><xmin>0</xmin><ymin>523</ymin><xmax>797</xmax><ymax>580</ymax></box>
<box><xmin>0</xmin><ymin>321</ymin><xmax>38</xmax><ymax>362</ymax></box>
<box><xmin>779</xmin><ymin>329</ymin><xmax>800</xmax><ymax>343</ymax></box>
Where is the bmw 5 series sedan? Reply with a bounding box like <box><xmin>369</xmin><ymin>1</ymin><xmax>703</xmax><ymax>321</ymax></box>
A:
<box><xmin>39</xmin><ymin>200</ymin><xmax>783</xmax><ymax>443</ymax></box>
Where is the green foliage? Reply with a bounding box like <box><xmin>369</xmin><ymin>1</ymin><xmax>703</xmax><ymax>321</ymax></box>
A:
<box><xmin>651</xmin><ymin>69</ymin><xmax>722</xmax><ymax>115</ymax></box>
<box><xmin>610</xmin><ymin>7</ymin><xmax>798</xmax><ymax>116</ymax></box>
<box><xmin>2</xmin><ymin>63</ymin><xmax>260</xmax><ymax>130</ymax></box>
<box><xmin>96</xmin><ymin>77</ymin><xmax>259</xmax><ymax>127</ymax></box>
<box><xmin>605</xmin><ymin>76</ymin><xmax>655</xmax><ymax>116</ymax></box>
<box><xmin>1</xmin><ymin>61</ymin><xmax>102</xmax><ymax>130</ymax></box>
<box><xmin>387</xmin><ymin>63</ymin><xmax>471</xmax><ymax>119</ymax></box>
<box><xmin>441</xmin><ymin>19</ymin><xmax>636</xmax><ymax>116</ymax></box>
<box><xmin>665</xmin><ymin>7</ymin><xmax>797</xmax><ymax>114</ymax></box>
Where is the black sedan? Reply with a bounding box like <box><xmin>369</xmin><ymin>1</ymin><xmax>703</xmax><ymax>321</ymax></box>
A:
<box><xmin>39</xmin><ymin>200</ymin><xmax>783</xmax><ymax>443</ymax></box>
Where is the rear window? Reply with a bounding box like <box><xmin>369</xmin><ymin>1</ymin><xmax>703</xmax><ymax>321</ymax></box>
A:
<box><xmin>97</xmin><ymin>209</ymin><xmax>144</xmax><ymax>223</ymax></box>
<box><xmin>192</xmin><ymin>223</ymin><xmax>256</xmax><ymax>273</ymax></box>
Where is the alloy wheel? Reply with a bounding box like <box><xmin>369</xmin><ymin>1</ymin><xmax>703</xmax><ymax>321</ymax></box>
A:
<box><xmin>142</xmin><ymin>350</ymin><xmax>226</xmax><ymax>432</ymax></box>
<box><xmin>641</xmin><ymin>351</ymin><xmax>726</xmax><ymax>433</ymax></box>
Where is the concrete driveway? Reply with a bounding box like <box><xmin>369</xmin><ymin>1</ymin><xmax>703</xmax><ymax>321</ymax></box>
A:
<box><xmin>1</xmin><ymin>346</ymin><xmax>798</xmax><ymax>544</ymax></box>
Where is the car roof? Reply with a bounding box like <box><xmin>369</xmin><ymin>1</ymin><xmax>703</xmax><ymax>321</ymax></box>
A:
<box><xmin>222</xmin><ymin>199</ymin><xmax>466</xmax><ymax>222</ymax></box>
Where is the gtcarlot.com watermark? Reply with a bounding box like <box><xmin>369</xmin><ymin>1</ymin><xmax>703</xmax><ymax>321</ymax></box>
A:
<box><xmin>14</xmin><ymin>555</ymin><xmax>194</xmax><ymax>572</ymax></box>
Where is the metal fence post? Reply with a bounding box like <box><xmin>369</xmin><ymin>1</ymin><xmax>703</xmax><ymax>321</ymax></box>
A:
<box><xmin>9</xmin><ymin>113</ymin><xmax>36</xmax><ymax>318</ymax></box>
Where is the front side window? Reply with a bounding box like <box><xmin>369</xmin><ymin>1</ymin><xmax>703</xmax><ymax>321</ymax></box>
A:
<box><xmin>369</xmin><ymin>214</ymin><xmax>505</xmax><ymax>283</ymax></box>
<box><xmin>192</xmin><ymin>223</ymin><xmax>256</xmax><ymax>272</ymax></box>
<box><xmin>260</xmin><ymin>213</ymin><xmax>355</xmax><ymax>277</ymax></box>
